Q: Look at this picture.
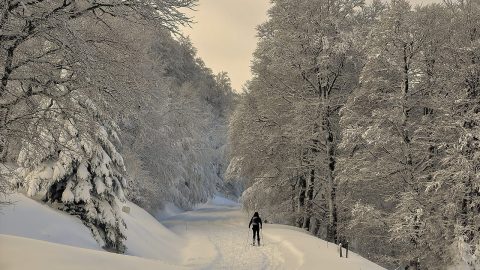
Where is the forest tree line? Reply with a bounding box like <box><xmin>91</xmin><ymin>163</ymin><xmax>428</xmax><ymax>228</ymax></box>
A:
<box><xmin>0</xmin><ymin>0</ymin><xmax>235</xmax><ymax>253</ymax></box>
<box><xmin>228</xmin><ymin>0</ymin><xmax>480</xmax><ymax>269</ymax></box>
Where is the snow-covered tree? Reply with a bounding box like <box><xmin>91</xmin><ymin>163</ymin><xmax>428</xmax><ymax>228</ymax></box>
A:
<box><xmin>0</xmin><ymin>0</ymin><xmax>197</xmax><ymax>252</ymax></box>
<box><xmin>13</xmin><ymin>97</ymin><xmax>128</xmax><ymax>251</ymax></box>
<box><xmin>229</xmin><ymin>0</ymin><xmax>370</xmax><ymax>243</ymax></box>
<box><xmin>338</xmin><ymin>1</ymin><xmax>480</xmax><ymax>268</ymax></box>
<box><xmin>337</xmin><ymin>0</ymin><xmax>447</xmax><ymax>266</ymax></box>
<box><xmin>425</xmin><ymin>0</ymin><xmax>480</xmax><ymax>267</ymax></box>
<box><xmin>231</xmin><ymin>0</ymin><xmax>480</xmax><ymax>268</ymax></box>
<box><xmin>119</xmin><ymin>34</ymin><xmax>236</xmax><ymax>212</ymax></box>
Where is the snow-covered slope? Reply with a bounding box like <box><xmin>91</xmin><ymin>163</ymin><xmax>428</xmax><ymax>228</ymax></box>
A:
<box><xmin>0</xmin><ymin>193</ymin><xmax>99</xmax><ymax>249</ymax></box>
<box><xmin>122</xmin><ymin>201</ymin><xmax>185</xmax><ymax>262</ymax></box>
<box><xmin>0</xmin><ymin>193</ymin><xmax>386</xmax><ymax>270</ymax></box>
<box><xmin>0</xmin><ymin>193</ymin><xmax>187</xmax><ymax>269</ymax></box>
<box><xmin>0</xmin><ymin>234</ymin><xmax>188</xmax><ymax>270</ymax></box>
<box><xmin>264</xmin><ymin>225</ymin><xmax>385</xmax><ymax>270</ymax></box>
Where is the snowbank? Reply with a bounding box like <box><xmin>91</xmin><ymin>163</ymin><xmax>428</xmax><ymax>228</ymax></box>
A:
<box><xmin>0</xmin><ymin>193</ymin><xmax>186</xmax><ymax>268</ymax></box>
<box><xmin>0</xmin><ymin>193</ymin><xmax>99</xmax><ymax>250</ymax></box>
<box><xmin>264</xmin><ymin>224</ymin><xmax>385</xmax><ymax>270</ymax></box>
<box><xmin>0</xmin><ymin>234</ymin><xmax>188</xmax><ymax>270</ymax></box>
<box><xmin>155</xmin><ymin>202</ymin><xmax>184</xmax><ymax>220</ymax></box>
<box><xmin>122</xmin><ymin>201</ymin><xmax>185</xmax><ymax>261</ymax></box>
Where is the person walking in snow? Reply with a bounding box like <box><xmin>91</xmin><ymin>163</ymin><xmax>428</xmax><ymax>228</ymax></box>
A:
<box><xmin>248</xmin><ymin>212</ymin><xmax>263</xmax><ymax>246</ymax></box>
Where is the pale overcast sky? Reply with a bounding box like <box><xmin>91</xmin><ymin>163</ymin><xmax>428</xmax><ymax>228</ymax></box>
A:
<box><xmin>181</xmin><ymin>0</ymin><xmax>270</xmax><ymax>92</ymax></box>
<box><xmin>182</xmin><ymin>0</ymin><xmax>440</xmax><ymax>92</ymax></box>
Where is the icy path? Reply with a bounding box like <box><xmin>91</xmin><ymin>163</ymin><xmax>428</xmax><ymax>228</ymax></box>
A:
<box><xmin>161</xmin><ymin>200</ymin><xmax>296</xmax><ymax>270</ymax></box>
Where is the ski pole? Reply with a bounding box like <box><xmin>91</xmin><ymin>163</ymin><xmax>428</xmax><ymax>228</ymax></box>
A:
<box><xmin>261</xmin><ymin>227</ymin><xmax>264</xmax><ymax>246</ymax></box>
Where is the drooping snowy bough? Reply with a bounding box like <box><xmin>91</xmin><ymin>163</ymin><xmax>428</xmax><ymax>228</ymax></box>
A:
<box><xmin>13</xmin><ymin>97</ymin><xmax>128</xmax><ymax>252</ymax></box>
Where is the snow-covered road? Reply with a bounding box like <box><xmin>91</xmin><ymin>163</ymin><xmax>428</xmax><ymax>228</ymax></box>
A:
<box><xmin>160</xmin><ymin>197</ymin><xmax>384</xmax><ymax>270</ymax></box>
<box><xmin>162</xmin><ymin>200</ymin><xmax>293</xmax><ymax>270</ymax></box>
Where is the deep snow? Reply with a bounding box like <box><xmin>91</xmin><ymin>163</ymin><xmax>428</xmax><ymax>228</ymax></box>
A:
<box><xmin>0</xmin><ymin>193</ymin><xmax>386</xmax><ymax>270</ymax></box>
<box><xmin>0</xmin><ymin>234</ymin><xmax>188</xmax><ymax>270</ymax></box>
<box><xmin>0</xmin><ymin>193</ymin><xmax>100</xmax><ymax>249</ymax></box>
<box><xmin>0</xmin><ymin>193</ymin><xmax>188</xmax><ymax>270</ymax></box>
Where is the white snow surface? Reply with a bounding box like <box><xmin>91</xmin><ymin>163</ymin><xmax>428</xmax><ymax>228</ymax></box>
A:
<box><xmin>0</xmin><ymin>193</ymin><xmax>100</xmax><ymax>249</ymax></box>
<box><xmin>162</xmin><ymin>196</ymin><xmax>386</xmax><ymax>270</ymax></box>
<box><xmin>0</xmin><ymin>193</ymin><xmax>386</xmax><ymax>270</ymax></box>
<box><xmin>0</xmin><ymin>234</ymin><xmax>188</xmax><ymax>270</ymax></box>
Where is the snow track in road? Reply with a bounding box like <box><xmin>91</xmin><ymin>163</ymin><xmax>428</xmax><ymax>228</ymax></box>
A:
<box><xmin>160</xmin><ymin>196</ymin><xmax>385</xmax><ymax>270</ymax></box>
<box><xmin>162</xmin><ymin>203</ymin><xmax>292</xmax><ymax>270</ymax></box>
<box><xmin>202</xmin><ymin>219</ymin><xmax>285</xmax><ymax>270</ymax></box>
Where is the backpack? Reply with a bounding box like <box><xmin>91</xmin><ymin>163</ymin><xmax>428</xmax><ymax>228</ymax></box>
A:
<box><xmin>252</xmin><ymin>216</ymin><xmax>260</xmax><ymax>226</ymax></box>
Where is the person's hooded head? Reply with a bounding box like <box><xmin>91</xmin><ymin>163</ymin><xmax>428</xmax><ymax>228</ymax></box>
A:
<box><xmin>253</xmin><ymin>212</ymin><xmax>259</xmax><ymax>218</ymax></box>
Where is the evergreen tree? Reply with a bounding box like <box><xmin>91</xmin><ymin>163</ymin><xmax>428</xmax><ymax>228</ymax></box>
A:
<box><xmin>14</xmin><ymin>97</ymin><xmax>127</xmax><ymax>252</ymax></box>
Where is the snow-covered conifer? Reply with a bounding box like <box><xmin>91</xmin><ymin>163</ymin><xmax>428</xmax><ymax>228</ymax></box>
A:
<box><xmin>13</xmin><ymin>96</ymin><xmax>128</xmax><ymax>252</ymax></box>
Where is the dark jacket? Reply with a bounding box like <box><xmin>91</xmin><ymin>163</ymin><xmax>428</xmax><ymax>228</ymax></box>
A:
<box><xmin>249</xmin><ymin>212</ymin><xmax>262</xmax><ymax>229</ymax></box>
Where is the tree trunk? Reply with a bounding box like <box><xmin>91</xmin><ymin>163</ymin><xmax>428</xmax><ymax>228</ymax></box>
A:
<box><xmin>327</xmin><ymin>178</ymin><xmax>338</xmax><ymax>243</ymax></box>
<box><xmin>312</xmin><ymin>217</ymin><xmax>321</xmax><ymax>236</ymax></box>
<box><xmin>297</xmin><ymin>174</ymin><xmax>306</xmax><ymax>227</ymax></box>
<box><xmin>0</xmin><ymin>140</ymin><xmax>7</xmax><ymax>162</ymax></box>
<box><xmin>303</xmin><ymin>169</ymin><xmax>315</xmax><ymax>230</ymax></box>
<box><xmin>402</xmin><ymin>43</ymin><xmax>412</xmax><ymax>151</ymax></box>
<box><xmin>323</xmin><ymin>106</ymin><xmax>338</xmax><ymax>243</ymax></box>
<box><xmin>0</xmin><ymin>107</ymin><xmax>7</xmax><ymax>162</ymax></box>
<box><xmin>291</xmin><ymin>181</ymin><xmax>296</xmax><ymax>213</ymax></box>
